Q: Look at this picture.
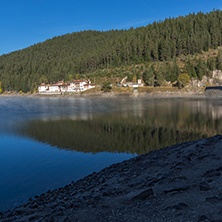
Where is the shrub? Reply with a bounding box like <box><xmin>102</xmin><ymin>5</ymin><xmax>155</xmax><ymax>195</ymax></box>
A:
<box><xmin>177</xmin><ymin>73</ymin><xmax>191</xmax><ymax>87</ymax></box>
<box><xmin>101</xmin><ymin>81</ymin><xmax>112</xmax><ymax>92</ymax></box>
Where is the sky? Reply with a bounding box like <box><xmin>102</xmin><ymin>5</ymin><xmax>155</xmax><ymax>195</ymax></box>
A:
<box><xmin>0</xmin><ymin>0</ymin><xmax>221</xmax><ymax>56</ymax></box>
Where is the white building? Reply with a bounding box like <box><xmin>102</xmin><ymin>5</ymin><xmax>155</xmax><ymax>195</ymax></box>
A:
<box><xmin>60</xmin><ymin>84</ymin><xmax>70</xmax><ymax>92</ymax></box>
<box><xmin>38</xmin><ymin>79</ymin><xmax>95</xmax><ymax>94</ymax></box>
<box><xmin>48</xmin><ymin>85</ymin><xmax>60</xmax><ymax>93</ymax></box>
<box><xmin>38</xmin><ymin>84</ymin><xmax>50</xmax><ymax>93</ymax></box>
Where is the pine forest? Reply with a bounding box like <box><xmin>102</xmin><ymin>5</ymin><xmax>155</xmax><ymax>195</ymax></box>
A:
<box><xmin>0</xmin><ymin>10</ymin><xmax>222</xmax><ymax>92</ymax></box>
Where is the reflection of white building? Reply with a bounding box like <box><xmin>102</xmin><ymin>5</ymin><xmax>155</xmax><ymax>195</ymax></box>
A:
<box><xmin>38</xmin><ymin>80</ymin><xmax>95</xmax><ymax>94</ymax></box>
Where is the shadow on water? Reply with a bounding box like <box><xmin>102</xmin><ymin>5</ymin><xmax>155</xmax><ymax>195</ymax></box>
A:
<box><xmin>19</xmin><ymin>109</ymin><xmax>222</xmax><ymax>155</ymax></box>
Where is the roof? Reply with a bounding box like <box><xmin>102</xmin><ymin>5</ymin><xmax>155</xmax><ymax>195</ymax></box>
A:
<box><xmin>61</xmin><ymin>84</ymin><xmax>70</xmax><ymax>87</ymax></box>
<box><xmin>55</xmin><ymin>81</ymin><xmax>64</xmax><ymax>84</ymax></box>
<box><xmin>48</xmin><ymin>85</ymin><xmax>60</xmax><ymax>87</ymax></box>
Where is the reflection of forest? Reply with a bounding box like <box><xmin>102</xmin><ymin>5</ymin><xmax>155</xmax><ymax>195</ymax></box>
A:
<box><xmin>20</xmin><ymin>110</ymin><xmax>222</xmax><ymax>154</ymax></box>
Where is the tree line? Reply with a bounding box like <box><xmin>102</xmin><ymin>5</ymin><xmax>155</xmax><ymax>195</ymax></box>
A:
<box><xmin>0</xmin><ymin>10</ymin><xmax>222</xmax><ymax>92</ymax></box>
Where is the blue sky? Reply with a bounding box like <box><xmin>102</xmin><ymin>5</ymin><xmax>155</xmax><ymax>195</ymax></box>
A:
<box><xmin>0</xmin><ymin>0</ymin><xmax>221</xmax><ymax>55</ymax></box>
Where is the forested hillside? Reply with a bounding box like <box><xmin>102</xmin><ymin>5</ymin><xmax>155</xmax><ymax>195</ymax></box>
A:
<box><xmin>0</xmin><ymin>10</ymin><xmax>222</xmax><ymax>92</ymax></box>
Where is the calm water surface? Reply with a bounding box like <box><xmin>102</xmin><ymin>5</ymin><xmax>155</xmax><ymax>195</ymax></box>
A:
<box><xmin>0</xmin><ymin>96</ymin><xmax>222</xmax><ymax>211</ymax></box>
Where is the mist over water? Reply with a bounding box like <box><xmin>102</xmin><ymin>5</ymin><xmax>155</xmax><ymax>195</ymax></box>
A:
<box><xmin>0</xmin><ymin>96</ymin><xmax>222</xmax><ymax>211</ymax></box>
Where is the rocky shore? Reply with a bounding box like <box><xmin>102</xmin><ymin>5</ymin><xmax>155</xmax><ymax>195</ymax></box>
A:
<box><xmin>1</xmin><ymin>135</ymin><xmax>222</xmax><ymax>222</ymax></box>
<box><xmin>0</xmin><ymin>90</ymin><xmax>205</xmax><ymax>99</ymax></box>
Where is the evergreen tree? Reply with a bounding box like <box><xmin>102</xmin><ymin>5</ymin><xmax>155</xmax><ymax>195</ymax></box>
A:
<box><xmin>101</xmin><ymin>81</ymin><xmax>112</xmax><ymax>92</ymax></box>
<box><xmin>186</xmin><ymin>60</ymin><xmax>197</xmax><ymax>77</ymax></box>
<box><xmin>196</xmin><ymin>58</ymin><xmax>206</xmax><ymax>80</ymax></box>
<box><xmin>171</xmin><ymin>57</ymin><xmax>180</xmax><ymax>82</ymax></box>
<box><xmin>143</xmin><ymin>65</ymin><xmax>155</xmax><ymax>86</ymax></box>
<box><xmin>216</xmin><ymin>49</ymin><xmax>222</xmax><ymax>70</ymax></box>
<box><xmin>155</xmin><ymin>68</ymin><xmax>164</xmax><ymax>86</ymax></box>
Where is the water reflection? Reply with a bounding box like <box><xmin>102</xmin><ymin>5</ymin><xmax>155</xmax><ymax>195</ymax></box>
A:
<box><xmin>18</xmin><ymin>98</ymin><xmax>222</xmax><ymax>155</ymax></box>
<box><xmin>1</xmin><ymin>97</ymin><xmax>222</xmax><ymax>211</ymax></box>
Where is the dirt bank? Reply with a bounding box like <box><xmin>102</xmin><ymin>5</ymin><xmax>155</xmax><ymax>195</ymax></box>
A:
<box><xmin>1</xmin><ymin>135</ymin><xmax>222</xmax><ymax>221</ymax></box>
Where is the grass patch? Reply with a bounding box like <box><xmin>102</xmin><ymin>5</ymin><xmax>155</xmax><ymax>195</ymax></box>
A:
<box><xmin>111</xmin><ymin>87</ymin><xmax>133</xmax><ymax>93</ymax></box>
<box><xmin>82</xmin><ymin>87</ymin><xmax>101</xmax><ymax>94</ymax></box>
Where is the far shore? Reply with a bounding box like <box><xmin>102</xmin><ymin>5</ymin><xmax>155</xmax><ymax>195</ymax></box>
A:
<box><xmin>0</xmin><ymin>89</ymin><xmax>207</xmax><ymax>99</ymax></box>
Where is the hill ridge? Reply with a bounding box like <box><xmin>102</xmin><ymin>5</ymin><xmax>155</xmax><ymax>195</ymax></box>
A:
<box><xmin>0</xmin><ymin>10</ymin><xmax>222</xmax><ymax>92</ymax></box>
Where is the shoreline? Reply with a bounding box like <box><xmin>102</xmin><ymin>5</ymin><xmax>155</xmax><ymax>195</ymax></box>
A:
<box><xmin>0</xmin><ymin>91</ymin><xmax>206</xmax><ymax>99</ymax></box>
<box><xmin>1</xmin><ymin>135</ymin><xmax>222</xmax><ymax>221</ymax></box>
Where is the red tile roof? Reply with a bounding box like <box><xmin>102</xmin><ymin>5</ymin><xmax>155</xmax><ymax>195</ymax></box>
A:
<box><xmin>61</xmin><ymin>84</ymin><xmax>70</xmax><ymax>86</ymax></box>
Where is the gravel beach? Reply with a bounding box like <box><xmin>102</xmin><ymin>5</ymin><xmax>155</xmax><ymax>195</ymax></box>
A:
<box><xmin>1</xmin><ymin>135</ymin><xmax>222</xmax><ymax>221</ymax></box>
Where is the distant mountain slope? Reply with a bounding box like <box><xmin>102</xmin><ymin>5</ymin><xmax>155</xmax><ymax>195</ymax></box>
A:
<box><xmin>0</xmin><ymin>10</ymin><xmax>222</xmax><ymax>92</ymax></box>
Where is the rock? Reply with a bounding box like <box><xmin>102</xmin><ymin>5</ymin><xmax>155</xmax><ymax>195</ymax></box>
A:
<box><xmin>30</xmin><ymin>202</ymin><xmax>38</xmax><ymax>209</ymax></box>
<box><xmin>164</xmin><ymin>186</ymin><xmax>189</xmax><ymax>194</ymax></box>
<box><xmin>58</xmin><ymin>216</ymin><xmax>71</xmax><ymax>222</ymax></box>
<box><xmin>202</xmin><ymin>167</ymin><xmax>222</xmax><ymax>178</ymax></box>
<box><xmin>132</xmin><ymin>188</ymin><xmax>154</xmax><ymax>200</ymax></box>
<box><xmin>51</xmin><ymin>203</ymin><xmax>58</xmax><ymax>209</ymax></box>
<box><xmin>102</xmin><ymin>189</ymin><xmax>113</xmax><ymax>196</ymax></box>
<box><xmin>92</xmin><ymin>195</ymin><xmax>102</xmax><ymax>201</ymax></box>
<box><xmin>14</xmin><ymin>207</ymin><xmax>27</xmax><ymax>215</ymax></box>
<box><xmin>199</xmin><ymin>181</ymin><xmax>210</xmax><ymax>191</ymax></box>
<box><xmin>198</xmin><ymin>215</ymin><xmax>208</xmax><ymax>221</ymax></box>
<box><xmin>147</xmin><ymin>174</ymin><xmax>167</xmax><ymax>186</ymax></box>
<box><xmin>65</xmin><ymin>202</ymin><xmax>73</xmax><ymax>209</ymax></box>
<box><xmin>206</xmin><ymin>196</ymin><xmax>220</xmax><ymax>203</ymax></box>
<box><xmin>172</xmin><ymin>202</ymin><xmax>188</xmax><ymax>210</ymax></box>
<box><xmin>198</xmin><ymin>153</ymin><xmax>209</xmax><ymax>160</ymax></box>
<box><xmin>28</xmin><ymin>215</ymin><xmax>41</xmax><ymax>221</ymax></box>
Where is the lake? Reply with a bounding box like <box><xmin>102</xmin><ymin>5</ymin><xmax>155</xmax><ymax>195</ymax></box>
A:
<box><xmin>0</xmin><ymin>96</ymin><xmax>222</xmax><ymax>212</ymax></box>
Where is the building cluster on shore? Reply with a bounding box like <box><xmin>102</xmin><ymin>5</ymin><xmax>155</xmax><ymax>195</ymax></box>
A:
<box><xmin>38</xmin><ymin>80</ymin><xmax>95</xmax><ymax>94</ymax></box>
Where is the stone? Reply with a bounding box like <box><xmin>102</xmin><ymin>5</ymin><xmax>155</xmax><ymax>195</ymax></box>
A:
<box><xmin>28</xmin><ymin>215</ymin><xmax>41</xmax><ymax>221</ymax></box>
<box><xmin>132</xmin><ymin>188</ymin><xmax>154</xmax><ymax>200</ymax></box>
<box><xmin>30</xmin><ymin>202</ymin><xmax>38</xmax><ymax>209</ymax></box>
<box><xmin>199</xmin><ymin>181</ymin><xmax>210</xmax><ymax>191</ymax></box>
<box><xmin>164</xmin><ymin>186</ymin><xmax>189</xmax><ymax>194</ymax></box>
<box><xmin>202</xmin><ymin>168</ymin><xmax>222</xmax><ymax>178</ymax></box>
<box><xmin>198</xmin><ymin>154</ymin><xmax>209</xmax><ymax>160</ymax></box>
<box><xmin>198</xmin><ymin>215</ymin><xmax>208</xmax><ymax>221</ymax></box>
<box><xmin>172</xmin><ymin>202</ymin><xmax>188</xmax><ymax>210</ymax></box>
<box><xmin>206</xmin><ymin>196</ymin><xmax>220</xmax><ymax>203</ymax></box>
<box><xmin>14</xmin><ymin>207</ymin><xmax>27</xmax><ymax>215</ymax></box>
<box><xmin>65</xmin><ymin>202</ymin><xmax>73</xmax><ymax>209</ymax></box>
